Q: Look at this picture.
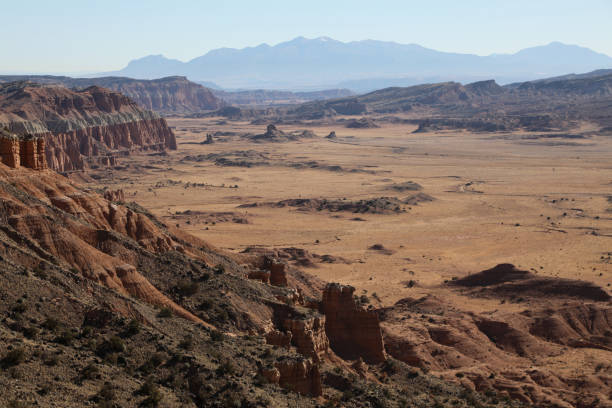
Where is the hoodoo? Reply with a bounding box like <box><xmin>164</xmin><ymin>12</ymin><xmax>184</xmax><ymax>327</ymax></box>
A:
<box><xmin>0</xmin><ymin>128</ymin><xmax>46</xmax><ymax>170</ymax></box>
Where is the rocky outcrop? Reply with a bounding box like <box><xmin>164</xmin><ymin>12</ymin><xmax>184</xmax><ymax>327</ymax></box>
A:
<box><xmin>19</xmin><ymin>138</ymin><xmax>46</xmax><ymax>170</ymax></box>
<box><xmin>248</xmin><ymin>124</ymin><xmax>317</xmax><ymax>143</ymax></box>
<box><xmin>451</xmin><ymin>263</ymin><xmax>611</xmax><ymax>301</ymax></box>
<box><xmin>265</xmin><ymin>256</ymin><xmax>288</xmax><ymax>286</ymax></box>
<box><xmin>378</xmin><ymin>288</ymin><xmax>612</xmax><ymax>407</ymax></box>
<box><xmin>0</xmin><ymin>75</ymin><xmax>225</xmax><ymax>114</ymax></box>
<box><xmin>0</xmin><ymin>132</ymin><xmax>20</xmax><ymax>168</ymax></box>
<box><xmin>0</xmin><ymin>128</ymin><xmax>46</xmax><ymax>170</ymax></box>
<box><xmin>261</xmin><ymin>358</ymin><xmax>322</xmax><ymax>397</ymax></box>
<box><xmin>79</xmin><ymin>76</ymin><xmax>224</xmax><ymax>113</ymax></box>
<box><xmin>103</xmin><ymin>188</ymin><xmax>126</xmax><ymax>202</ymax></box>
<box><xmin>246</xmin><ymin>254</ymin><xmax>288</xmax><ymax>287</ymax></box>
<box><xmin>0</xmin><ymin>82</ymin><xmax>176</xmax><ymax>172</ymax></box>
<box><xmin>282</xmin><ymin>315</ymin><xmax>329</xmax><ymax>361</ymax></box>
<box><xmin>345</xmin><ymin>117</ymin><xmax>379</xmax><ymax>129</ymax></box>
<box><xmin>321</xmin><ymin>283</ymin><xmax>386</xmax><ymax>363</ymax></box>
<box><xmin>265</xmin><ymin>330</ymin><xmax>292</xmax><ymax>348</ymax></box>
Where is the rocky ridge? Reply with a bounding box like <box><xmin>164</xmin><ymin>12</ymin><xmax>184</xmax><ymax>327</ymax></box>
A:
<box><xmin>0</xmin><ymin>75</ymin><xmax>225</xmax><ymax>114</ymax></box>
<box><xmin>0</xmin><ymin>82</ymin><xmax>177</xmax><ymax>172</ymax></box>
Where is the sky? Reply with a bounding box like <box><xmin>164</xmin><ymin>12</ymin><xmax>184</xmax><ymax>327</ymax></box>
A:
<box><xmin>1</xmin><ymin>0</ymin><xmax>611</xmax><ymax>74</ymax></box>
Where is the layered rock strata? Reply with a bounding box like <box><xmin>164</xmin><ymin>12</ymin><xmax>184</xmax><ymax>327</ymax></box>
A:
<box><xmin>321</xmin><ymin>283</ymin><xmax>386</xmax><ymax>363</ymax></box>
<box><xmin>0</xmin><ymin>129</ymin><xmax>46</xmax><ymax>170</ymax></box>
<box><xmin>0</xmin><ymin>82</ymin><xmax>176</xmax><ymax>172</ymax></box>
<box><xmin>261</xmin><ymin>358</ymin><xmax>322</xmax><ymax>397</ymax></box>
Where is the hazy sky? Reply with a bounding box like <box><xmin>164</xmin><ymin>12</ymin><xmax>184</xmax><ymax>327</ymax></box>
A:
<box><xmin>2</xmin><ymin>0</ymin><xmax>611</xmax><ymax>74</ymax></box>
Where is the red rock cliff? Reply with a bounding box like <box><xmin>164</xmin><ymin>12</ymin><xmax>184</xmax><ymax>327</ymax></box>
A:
<box><xmin>321</xmin><ymin>283</ymin><xmax>386</xmax><ymax>363</ymax></box>
<box><xmin>0</xmin><ymin>82</ymin><xmax>176</xmax><ymax>172</ymax></box>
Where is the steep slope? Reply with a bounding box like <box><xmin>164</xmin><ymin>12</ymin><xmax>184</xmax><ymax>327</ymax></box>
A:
<box><xmin>0</xmin><ymin>163</ymin><xmax>513</xmax><ymax>407</ymax></box>
<box><xmin>0</xmin><ymin>75</ymin><xmax>224</xmax><ymax>114</ymax></box>
<box><xmin>0</xmin><ymin>82</ymin><xmax>177</xmax><ymax>172</ymax></box>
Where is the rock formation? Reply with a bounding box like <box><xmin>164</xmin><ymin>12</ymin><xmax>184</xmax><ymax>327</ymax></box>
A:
<box><xmin>321</xmin><ymin>283</ymin><xmax>386</xmax><ymax>363</ymax></box>
<box><xmin>0</xmin><ymin>130</ymin><xmax>20</xmax><ymax>168</ymax></box>
<box><xmin>0</xmin><ymin>75</ymin><xmax>225</xmax><ymax>114</ymax></box>
<box><xmin>0</xmin><ymin>82</ymin><xmax>177</xmax><ymax>172</ymax></box>
<box><xmin>262</xmin><ymin>358</ymin><xmax>322</xmax><ymax>397</ymax></box>
<box><xmin>0</xmin><ymin>128</ymin><xmax>46</xmax><ymax>170</ymax></box>
<box><xmin>282</xmin><ymin>315</ymin><xmax>329</xmax><ymax>361</ymax></box>
<box><xmin>248</xmin><ymin>124</ymin><xmax>317</xmax><ymax>143</ymax></box>
<box><xmin>345</xmin><ymin>117</ymin><xmax>379</xmax><ymax>129</ymax></box>
<box><xmin>377</xmin><ymin>265</ymin><xmax>612</xmax><ymax>407</ymax></box>
<box><xmin>103</xmin><ymin>188</ymin><xmax>126</xmax><ymax>202</ymax></box>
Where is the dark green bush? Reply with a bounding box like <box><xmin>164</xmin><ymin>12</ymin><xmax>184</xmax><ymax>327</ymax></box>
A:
<box><xmin>1</xmin><ymin>348</ymin><xmax>25</xmax><ymax>368</ymax></box>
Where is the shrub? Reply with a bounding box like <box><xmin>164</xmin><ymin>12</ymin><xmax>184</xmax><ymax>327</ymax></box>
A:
<box><xmin>80</xmin><ymin>326</ymin><xmax>94</xmax><ymax>338</ymax></box>
<box><xmin>96</xmin><ymin>336</ymin><xmax>125</xmax><ymax>357</ymax></box>
<box><xmin>210</xmin><ymin>330</ymin><xmax>224</xmax><ymax>342</ymax></box>
<box><xmin>11</xmin><ymin>302</ymin><xmax>27</xmax><ymax>314</ymax></box>
<box><xmin>382</xmin><ymin>359</ymin><xmax>399</xmax><ymax>375</ymax></box>
<box><xmin>22</xmin><ymin>326</ymin><xmax>39</xmax><ymax>339</ymax></box>
<box><xmin>157</xmin><ymin>308</ymin><xmax>172</xmax><ymax>318</ymax></box>
<box><xmin>138</xmin><ymin>377</ymin><xmax>163</xmax><ymax>407</ymax></box>
<box><xmin>95</xmin><ymin>381</ymin><xmax>116</xmax><ymax>401</ymax></box>
<box><xmin>216</xmin><ymin>359</ymin><xmax>235</xmax><ymax>376</ymax></box>
<box><xmin>198</xmin><ymin>299</ymin><xmax>212</xmax><ymax>310</ymax></box>
<box><xmin>1</xmin><ymin>348</ymin><xmax>25</xmax><ymax>368</ymax></box>
<box><xmin>80</xmin><ymin>363</ymin><xmax>100</xmax><ymax>381</ymax></box>
<box><xmin>42</xmin><ymin>317</ymin><xmax>60</xmax><ymax>331</ymax></box>
<box><xmin>121</xmin><ymin>319</ymin><xmax>140</xmax><ymax>338</ymax></box>
<box><xmin>176</xmin><ymin>281</ymin><xmax>199</xmax><ymax>297</ymax></box>
<box><xmin>213</xmin><ymin>264</ymin><xmax>225</xmax><ymax>275</ymax></box>
<box><xmin>43</xmin><ymin>352</ymin><xmax>59</xmax><ymax>366</ymax></box>
<box><xmin>179</xmin><ymin>335</ymin><xmax>193</xmax><ymax>350</ymax></box>
<box><xmin>54</xmin><ymin>330</ymin><xmax>76</xmax><ymax>346</ymax></box>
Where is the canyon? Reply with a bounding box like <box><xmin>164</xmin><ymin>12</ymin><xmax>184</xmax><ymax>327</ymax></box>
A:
<box><xmin>0</xmin><ymin>66</ymin><xmax>610</xmax><ymax>407</ymax></box>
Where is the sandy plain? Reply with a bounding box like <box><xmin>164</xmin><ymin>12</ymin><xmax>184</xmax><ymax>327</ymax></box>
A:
<box><xmin>83</xmin><ymin>117</ymin><xmax>611</xmax><ymax>309</ymax></box>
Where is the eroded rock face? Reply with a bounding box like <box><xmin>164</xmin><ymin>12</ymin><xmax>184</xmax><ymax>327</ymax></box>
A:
<box><xmin>0</xmin><ymin>82</ymin><xmax>176</xmax><ymax>172</ymax></box>
<box><xmin>103</xmin><ymin>189</ymin><xmax>125</xmax><ymax>202</ymax></box>
<box><xmin>267</xmin><ymin>358</ymin><xmax>322</xmax><ymax>397</ymax></box>
<box><xmin>1</xmin><ymin>128</ymin><xmax>47</xmax><ymax>170</ymax></box>
<box><xmin>379</xmin><ymin>292</ymin><xmax>612</xmax><ymax>407</ymax></box>
<box><xmin>0</xmin><ymin>165</ymin><xmax>206</xmax><ymax>326</ymax></box>
<box><xmin>266</xmin><ymin>257</ymin><xmax>288</xmax><ymax>287</ymax></box>
<box><xmin>19</xmin><ymin>138</ymin><xmax>47</xmax><ymax>170</ymax></box>
<box><xmin>265</xmin><ymin>330</ymin><xmax>292</xmax><ymax>349</ymax></box>
<box><xmin>283</xmin><ymin>315</ymin><xmax>329</xmax><ymax>361</ymax></box>
<box><xmin>0</xmin><ymin>136</ymin><xmax>20</xmax><ymax>168</ymax></box>
<box><xmin>321</xmin><ymin>283</ymin><xmax>386</xmax><ymax>363</ymax></box>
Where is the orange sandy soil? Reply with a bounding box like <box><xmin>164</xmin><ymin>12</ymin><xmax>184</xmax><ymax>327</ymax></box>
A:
<box><xmin>83</xmin><ymin>117</ymin><xmax>611</xmax><ymax>309</ymax></box>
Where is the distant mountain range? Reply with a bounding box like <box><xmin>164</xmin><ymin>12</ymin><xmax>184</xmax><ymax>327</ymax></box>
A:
<box><xmin>104</xmin><ymin>37</ymin><xmax>612</xmax><ymax>92</ymax></box>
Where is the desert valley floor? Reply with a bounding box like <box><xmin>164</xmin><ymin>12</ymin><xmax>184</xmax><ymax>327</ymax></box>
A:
<box><xmin>82</xmin><ymin>118</ymin><xmax>611</xmax><ymax>306</ymax></box>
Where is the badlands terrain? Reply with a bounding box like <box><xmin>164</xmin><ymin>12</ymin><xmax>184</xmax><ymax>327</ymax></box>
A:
<box><xmin>81</xmin><ymin>116</ymin><xmax>612</xmax><ymax>407</ymax></box>
<box><xmin>0</xmin><ymin>71</ymin><xmax>610</xmax><ymax>407</ymax></box>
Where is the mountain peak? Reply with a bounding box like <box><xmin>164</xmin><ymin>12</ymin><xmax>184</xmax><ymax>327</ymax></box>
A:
<box><xmin>111</xmin><ymin>38</ymin><xmax>612</xmax><ymax>90</ymax></box>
